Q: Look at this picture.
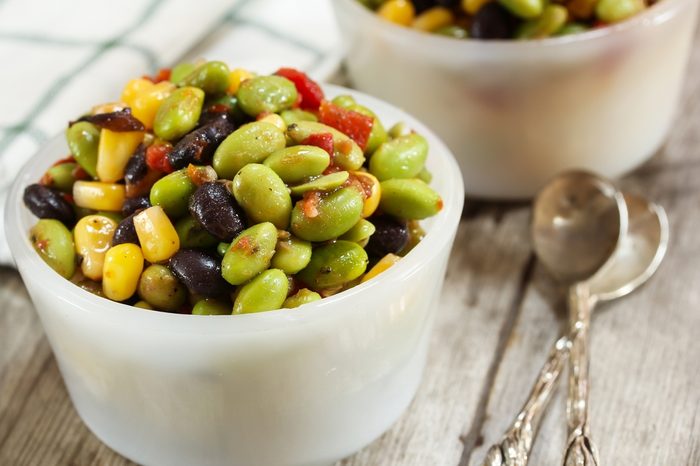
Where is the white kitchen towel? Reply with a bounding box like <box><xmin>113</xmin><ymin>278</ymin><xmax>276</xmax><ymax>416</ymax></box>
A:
<box><xmin>0</xmin><ymin>0</ymin><xmax>341</xmax><ymax>265</ymax></box>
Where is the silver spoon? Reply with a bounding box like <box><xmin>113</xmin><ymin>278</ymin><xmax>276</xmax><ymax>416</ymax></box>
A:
<box><xmin>481</xmin><ymin>190</ymin><xmax>668</xmax><ymax>466</ymax></box>
<box><xmin>481</xmin><ymin>171</ymin><xmax>628</xmax><ymax>466</ymax></box>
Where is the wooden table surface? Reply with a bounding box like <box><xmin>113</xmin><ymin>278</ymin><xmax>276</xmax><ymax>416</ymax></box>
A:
<box><xmin>3</xmin><ymin>37</ymin><xmax>700</xmax><ymax>466</ymax></box>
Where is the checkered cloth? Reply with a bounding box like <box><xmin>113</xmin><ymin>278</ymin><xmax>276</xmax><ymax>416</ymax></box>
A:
<box><xmin>0</xmin><ymin>0</ymin><xmax>341</xmax><ymax>265</ymax></box>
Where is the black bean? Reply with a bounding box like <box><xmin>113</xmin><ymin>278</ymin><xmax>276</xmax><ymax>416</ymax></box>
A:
<box><xmin>124</xmin><ymin>144</ymin><xmax>148</xmax><ymax>186</ymax></box>
<box><xmin>365</xmin><ymin>215</ymin><xmax>409</xmax><ymax>258</ymax></box>
<box><xmin>71</xmin><ymin>108</ymin><xmax>145</xmax><ymax>132</ymax></box>
<box><xmin>199</xmin><ymin>103</ymin><xmax>234</xmax><ymax>126</ymax></box>
<box><xmin>167</xmin><ymin>117</ymin><xmax>235</xmax><ymax>170</ymax></box>
<box><xmin>410</xmin><ymin>0</ymin><xmax>437</xmax><ymax>14</ymax></box>
<box><xmin>469</xmin><ymin>2</ymin><xmax>518</xmax><ymax>40</ymax></box>
<box><xmin>121</xmin><ymin>195</ymin><xmax>151</xmax><ymax>217</ymax></box>
<box><xmin>112</xmin><ymin>213</ymin><xmax>140</xmax><ymax>246</ymax></box>
<box><xmin>435</xmin><ymin>0</ymin><xmax>460</xmax><ymax>8</ymax></box>
<box><xmin>189</xmin><ymin>182</ymin><xmax>246</xmax><ymax>242</ymax></box>
<box><xmin>23</xmin><ymin>183</ymin><xmax>75</xmax><ymax>226</ymax></box>
<box><xmin>168</xmin><ymin>249</ymin><xmax>230</xmax><ymax>297</ymax></box>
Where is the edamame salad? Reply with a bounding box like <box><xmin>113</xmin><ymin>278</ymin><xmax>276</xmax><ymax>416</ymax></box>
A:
<box><xmin>361</xmin><ymin>0</ymin><xmax>659</xmax><ymax>40</ymax></box>
<box><xmin>22</xmin><ymin>62</ymin><xmax>443</xmax><ymax>315</ymax></box>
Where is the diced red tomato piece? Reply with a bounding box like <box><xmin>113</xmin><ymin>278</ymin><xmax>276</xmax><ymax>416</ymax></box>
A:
<box><xmin>300</xmin><ymin>132</ymin><xmax>334</xmax><ymax>159</ymax></box>
<box><xmin>318</xmin><ymin>101</ymin><xmax>373</xmax><ymax>150</ymax></box>
<box><xmin>143</xmin><ymin>68</ymin><xmax>171</xmax><ymax>83</ymax></box>
<box><xmin>146</xmin><ymin>144</ymin><xmax>174</xmax><ymax>173</ymax></box>
<box><xmin>275</xmin><ymin>68</ymin><xmax>325</xmax><ymax>111</ymax></box>
<box><xmin>301</xmin><ymin>191</ymin><xmax>322</xmax><ymax>218</ymax></box>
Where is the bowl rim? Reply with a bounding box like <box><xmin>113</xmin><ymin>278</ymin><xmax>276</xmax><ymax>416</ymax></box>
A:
<box><xmin>4</xmin><ymin>84</ymin><xmax>465</xmax><ymax>333</ymax></box>
<box><xmin>333</xmin><ymin>0</ymin><xmax>694</xmax><ymax>48</ymax></box>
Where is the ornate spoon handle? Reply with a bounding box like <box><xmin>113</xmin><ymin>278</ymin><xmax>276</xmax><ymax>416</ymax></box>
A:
<box><xmin>562</xmin><ymin>284</ymin><xmax>600</xmax><ymax>466</ymax></box>
<box><xmin>481</xmin><ymin>335</ymin><xmax>570</xmax><ymax>466</ymax></box>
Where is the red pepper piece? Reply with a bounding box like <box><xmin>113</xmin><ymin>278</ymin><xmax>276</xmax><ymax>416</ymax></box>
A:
<box><xmin>300</xmin><ymin>132</ymin><xmax>334</xmax><ymax>158</ymax></box>
<box><xmin>318</xmin><ymin>101</ymin><xmax>373</xmax><ymax>150</ymax></box>
<box><xmin>143</xmin><ymin>68</ymin><xmax>172</xmax><ymax>83</ymax></box>
<box><xmin>275</xmin><ymin>68</ymin><xmax>325</xmax><ymax>111</ymax></box>
<box><xmin>146</xmin><ymin>144</ymin><xmax>174</xmax><ymax>173</ymax></box>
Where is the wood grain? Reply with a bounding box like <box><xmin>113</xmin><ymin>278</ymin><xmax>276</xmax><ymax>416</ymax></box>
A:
<box><xmin>2</xmin><ymin>26</ymin><xmax>700</xmax><ymax>466</ymax></box>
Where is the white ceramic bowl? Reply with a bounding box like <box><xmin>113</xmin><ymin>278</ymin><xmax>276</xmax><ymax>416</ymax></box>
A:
<box><xmin>4</xmin><ymin>85</ymin><xmax>464</xmax><ymax>466</ymax></box>
<box><xmin>332</xmin><ymin>0</ymin><xmax>699</xmax><ymax>198</ymax></box>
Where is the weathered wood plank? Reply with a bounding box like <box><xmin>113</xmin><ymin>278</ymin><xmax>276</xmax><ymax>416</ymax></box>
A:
<box><xmin>340</xmin><ymin>206</ymin><xmax>534</xmax><ymax>466</ymax></box>
<box><xmin>467</xmin><ymin>24</ymin><xmax>700</xmax><ymax>466</ymax></box>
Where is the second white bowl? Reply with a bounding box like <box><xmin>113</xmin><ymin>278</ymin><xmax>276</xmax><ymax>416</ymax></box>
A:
<box><xmin>333</xmin><ymin>0</ymin><xmax>699</xmax><ymax>198</ymax></box>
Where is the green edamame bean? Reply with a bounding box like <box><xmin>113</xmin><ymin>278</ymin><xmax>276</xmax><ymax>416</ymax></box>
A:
<box><xmin>271</xmin><ymin>235</ymin><xmax>312</xmax><ymax>274</ymax></box>
<box><xmin>289</xmin><ymin>171</ymin><xmax>349</xmax><ymax>196</ymax></box>
<box><xmin>417</xmin><ymin>167</ymin><xmax>433</xmax><ymax>184</ymax></box>
<box><xmin>290</xmin><ymin>187</ymin><xmax>363</xmax><ymax>242</ymax></box>
<box><xmin>150</xmin><ymin>169</ymin><xmax>197</xmax><ymax>218</ymax></box>
<box><xmin>596</xmin><ymin>0</ymin><xmax>645</xmax><ymax>23</ymax></box>
<box><xmin>280</xmin><ymin>109</ymin><xmax>318</xmax><ymax>126</ymax></box>
<box><xmin>237</xmin><ymin>75</ymin><xmax>298</xmax><ymax>117</ymax></box>
<box><xmin>44</xmin><ymin>162</ymin><xmax>78</xmax><ymax>192</ymax></box>
<box><xmin>331</xmin><ymin>95</ymin><xmax>356</xmax><ymax>109</ymax></box>
<box><xmin>298</xmin><ymin>241</ymin><xmax>368</xmax><ymax>290</ymax></box>
<box><xmin>287</xmin><ymin>121</ymin><xmax>365</xmax><ymax>171</ymax></box>
<box><xmin>516</xmin><ymin>4</ymin><xmax>568</xmax><ymax>39</ymax></box>
<box><xmin>233</xmin><ymin>268</ymin><xmax>289</xmax><ymax>314</ymax></box>
<box><xmin>232</xmin><ymin>164</ymin><xmax>292</xmax><ymax>229</ymax></box>
<box><xmin>170</xmin><ymin>62</ymin><xmax>196</xmax><ymax>84</ymax></box>
<box><xmin>217</xmin><ymin>242</ymin><xmax>230</xmax><ymax>257</ymax></box>
<box><xmin>369</xmin><ymin>133</ymin><xmax>428</xmax><ymax>181</ymax></box>
<box><xmin>339</xmin><ymin>219</ymin><xmax>376</xmax><ymax>247</ymax></box>
<box><xmin>178</xmin><ymin>61</ymin><xmax>230</xmax><ymax>95</ymax></box>
<box><xmin>282</xmin><ymin>288</ymin><xmax>321</xmax><ymax>309</ymax></box>
<box><xmin>263</xmin><ymin>145</ymin><xmax>330</xmax><ymax>184</ymax></box>
<box><xmin>388</xmin><ymin>121</ymin><xmax>412</xmax><ymax>139</ymax></box>
<box><xmin>498</xmin><ymin>0</ymin><xmax>543</xmax><ymax>19</ymax></box>
<box><xmin>379</xmin><ymin>179</ymin><xmax>443</xmax><ymax>220</ymax></box>
<box><xmin>153</xmin><ymin>87</ymin><xmax>204</xmax><ymax>141</ymax></box>
<box><xmin>137</xmin><ymin>264</ymin><xmax>187</xmax><ymax>312</ymax></box>
<box><xmin>350</xmin><ymin>104</ymin><xmax>387</xmax><ymax>155</ymax></box>
<box><xmin>66</xmin><ymin>122</ymin><xmax>100</xmax><ymax>179</ymax></box>
<box><xmin>175</xmin><ymin>216</ymin><xmax>219</xmax><ymax>248</ymax></box>
<box><xmin>213</xmin><ymin>121</ymin><xmax>286</xmax><ymax>179</ymax></box>
<box><xmin>555</xmin><ymin>22</ymin><xmax>589</xmax><ymax>37</ymax></box>
<box><xmin>192</xmin><ymin>298</ymin><xmax>231</xmax><ymax>315</ymax></box>
<box><xmin>435</xmin><ymin>25</ymin><xmax>469</xmax><ymax>39</ymax></box>
<box><xmin>30</xmin><ymin>219</ymin><xmax>76</xmax><ymax>279</ymax></box>
<box><xmin>222</xmin><ymin>222</ymin><xmax>278</xmax><ymax>285</ymax></box>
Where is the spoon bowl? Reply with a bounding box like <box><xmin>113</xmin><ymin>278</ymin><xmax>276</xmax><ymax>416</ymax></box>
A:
<box><xmin>589</xmin><ymin>193</ymin><xmax>669</xmax><ymax>301</ymax></box>
<box><xmin>532</xmin><ymin>171</ymin><xmax>627</xmax><ymax>284</ymax></box>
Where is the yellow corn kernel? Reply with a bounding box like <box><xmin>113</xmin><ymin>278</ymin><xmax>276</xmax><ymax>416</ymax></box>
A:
<box><xmin>126</xmin><ymin>81</ymin><xmax>175</xmax><ymax>129</ymax></box>
<box><xmin>133</xmin><ymin>206</ymin><xmax>180</xmax><ymax>263</ymax></box>
<box><xmin>73</xmin><ymin>181</ymin><xmax>126</xmax><ymax>212</ymax></box>
<box><xmin>121</xmin><ymin>78</ymin><xmax>153</xmax><ymax>105</ymax></box>
<box><xmin>102</xmin><ymin>243</ymin><xmax>144</xmax><ymax>301</ymax></box>
<box><xmin>74</xmin><ymin>215</ymin><xmax>118</xmax><ymax>281</ymax></box>
<box><xmin>352</xmin><ymin>171</ymin><xmax>381</xmax><ymax>218</ymax></box>
<box><xmin>362</xmin><ymin>254</ymin><xmax>401</xmax><ymax>283</ymax></box>
<box><xmin>378</xmin><ymin>0</ymin><xmax>415</xmax><ymax>26</ymax></box>
<box><xmin>96</xmin><ymin>129</ymin><xmax>144</xmax><ymax>182</ymax></box>
<box><xmin>257</xmin><ymin>113</ymin><xmax>287</xmax><ymax>131</ymax></box>
<box><xmin>412</xmin><ymin>7</ymin><xmax>454</xmax><ymax>32</ymax></box>
<box><xmin>462</xmin><ymin>0</ymin><xmax>492</xmax><ymax>15</ymax></box>
<box><xmin>91</xmin><ymin>101</ymin><xmax>126</xmax><ymax>115</ymax></box>
<box><xmin>227</xmin><ymin>68</ymin><xmax>255</xmax><ymax>95</ymax></box>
